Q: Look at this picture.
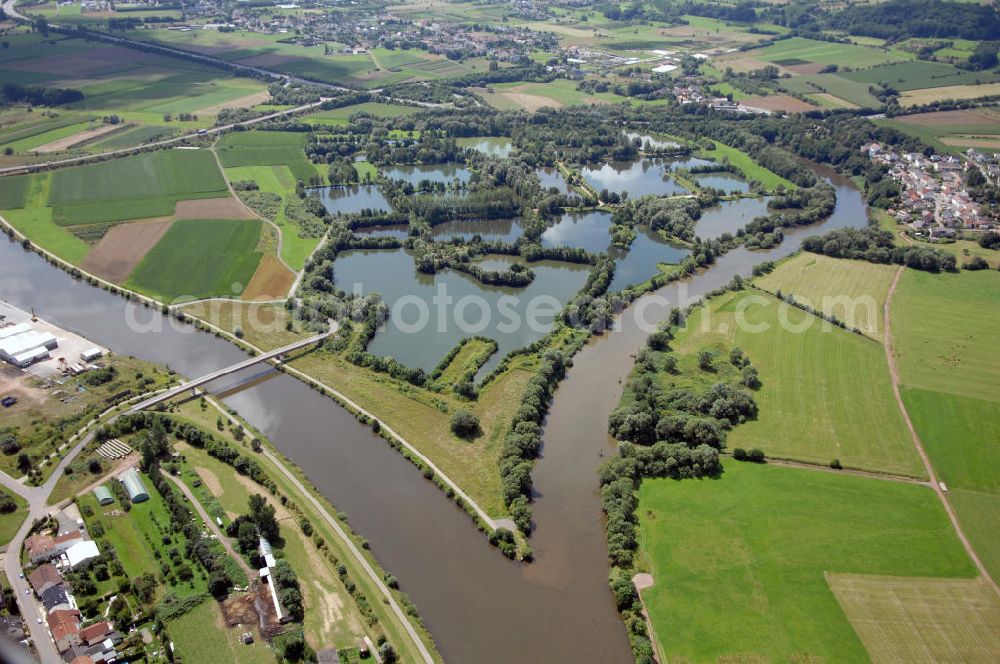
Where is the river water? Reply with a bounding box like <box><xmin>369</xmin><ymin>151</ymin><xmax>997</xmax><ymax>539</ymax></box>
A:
<box><xmin>0</xmin><ymin>166</ymin><xmax>864</xmax><ymax>663</ymax></box>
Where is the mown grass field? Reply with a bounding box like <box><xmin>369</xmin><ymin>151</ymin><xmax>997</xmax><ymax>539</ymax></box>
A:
<box><xmin>223</xmin><ymin>163</ymin><xmax>320</xmax><ymax>269</ymax></box>
<box><xmin>754</xmin><ymin>252</ymin><xmax>897</xmax><ymax>340</ymax></box>
<box><xmin>126</xmin><ymin>218</ymin><xmax>263</xmax><ymax>301</ymax></box>
<box><xmin>217</xmin><ymin>131</ymin><xmax>320</xmax><ymax>183</ymax></box>
<box><xmin>168</xmin><ymin>600</ymin><xmax>274</xmax><ymax>664</ymax></box>
<box><xmin>842</xmin><ymin>61</ymin><xmax>1000</xmax><ymax>91</ymax></box>
<box><xmin>49</xmin><ymin>149</ymin><xmax>229</xmax><ymax>225</ymax></box>
<box><xmin>0</xmin><ymin>490</ymin><xmax>27</xmax><ymax>548</ymax></box>
<box><xmin>479</xmin><ymin>79</ymin><xmax>628</xmax><ymax>111</ymax></box>
<box><xmin>901</xmin><ymin>82</ymin><xmax>1000</xmax><ymax>107</ymax></box>
<box><xmin>1</xmin><ymin>172</ymin><xmax>90</xmax><ymax>264</ymax></box>
<box><xmin>637</xmin><ymin>461</ymin><xmax>975</xmax><ymax>663</ymax></box>
<box><xmin>700</xmin><ymin>140</ymin><xmax>795</xmax><ymax>191</ymax></box>
<box><xmin>663</xmin><ymin>291</ymin><xmax>923</xmax><ymax>476</ymax></box>
<box><xmin>892</xmin><ymin>269</ymin><xmax>1000</xmax><ymax>402</ymax></box>
<box><xmin>891</xmin><ymin>268</ymin><xmax>1000</xmax><ymax>582</ymax></box>
<box><xmin>828</xmin><ymin>574</ymin><xmax>1000</xmax><ymax>662</ymax></box>
<box><xmin>754</xmin><ymin>37</ymin><xmax>910</xmax><ymax>68</ymax></box>
<box><xmin>671</xmin><ymin>290</ymin><xmax>922</xmax><ymax>476</ymax></box>
<box><xmin>303</xmin><ymin>102</ymin><xmax>422</xmax><ymax>125</ymax></box>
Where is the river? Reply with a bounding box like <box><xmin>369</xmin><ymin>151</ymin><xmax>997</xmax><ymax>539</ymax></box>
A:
<box><xmin>0</xmin><ymin>165</ymin><xmax>864</xmax><ymax>663</ymax></box>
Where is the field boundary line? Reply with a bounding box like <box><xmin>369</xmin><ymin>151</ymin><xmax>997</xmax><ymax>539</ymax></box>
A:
<box><xmin>202</xmin><ymin>396</ymin><xmax>436</xmax><ymax>664</ymax></box>
<box><xmin>758</xmin><ymin>456</ymin><xmax>930</xmax><ymax>485</ymax></box>
<box><xmin>883</xmin><ymin>265</ymin><xmax>1000</xmax><ymax>597</ymax></box>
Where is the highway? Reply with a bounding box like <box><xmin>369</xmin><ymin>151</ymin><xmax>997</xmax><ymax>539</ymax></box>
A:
<box><xmin>127</xmin><ymin>330</ymin><xmax>330</xmax><ymax>413</ymax></box>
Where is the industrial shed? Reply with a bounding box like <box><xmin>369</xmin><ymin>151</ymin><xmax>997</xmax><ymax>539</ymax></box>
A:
<box><xmin>92</xmin><ymin>485</ymin><xmax>114</xmax><ymax>506</ymax></box>
<box><xmin>119</xmin><ymin>469</ymin><xmax>149</xmax><ymax>503</ymax></box>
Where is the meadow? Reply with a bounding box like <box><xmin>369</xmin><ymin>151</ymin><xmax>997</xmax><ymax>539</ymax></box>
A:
<box><xmin>49</xmin><ymin>149</ymin><xmax>229</xmax><ymax>225</ymax></box>
<box><xmin>217</xmin><ymin>131</ymin><xmax>320</xmax><ymax>183</ymax></box>
<box><xmin>303</xmin><ymin>102</ymin><xmax>422</xmax><ymax>125</ymax></box>
<box><xmin>700</xmin><ymin>140</ymin><xmax>795</xmax><ymax>191</ymax></box>
<box><xmin>126</xmin><ymin>218</ymin><xmax>263</xmax><ymax>301</ymax></box>
<box><xmin>1</xmin><ymin>173</ymin><xmax>91</xmax><ymax>265</ymax></box>
<box><xmin>479</xmin><ymin>79</ymin><xmax>627</xmax><ymax>111</ymax></box>
<box><xmin>890</xmin><ymin>268</ymin><xmax>1000</xmax><ymax>581</ymax></box>
<box><xmin>669</xmin><ymin>289</ymin><xmax>923</xmax><ymax>476</ymax></box>
<box><xmin>168</xmin><ymin>600</ymin><xmax>274</xmax><ymax>664</ymax></box>
<box><xmin>901</xmin><ymin>82</ymin><xmax>1000</xmax><ymax>107</ymax></box>
<box><xmin>754</xmin><ymin>37</ymin><xmax>910</xmax><ymax>68</ymax></box>
<box><xmin>779</xmin><ymin>73</ymin><xmax>883</xmax><ymax>108</ymax></box>
<box><xmin>0</xmin><ymin>490</ymin><xmax>27</xmax><ymax>548</ymax></box>
<box><xmin>754</xmin><ymin>252</ymin><xmax>897</xmax><ymax>340</ymax></box>
<box><xmin>637</xmin><ymin>460</ymin><xmax>976</xmax><ymax>662</ymax></box>
<box><xmin>842</xmin><ymin>61</ymin><xmax>1000</xmax><ymax>91</ymax></box>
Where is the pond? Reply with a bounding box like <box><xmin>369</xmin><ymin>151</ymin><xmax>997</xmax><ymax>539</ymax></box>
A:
<box><xmin>312</xmin><ymin>185</ymin><xmax>392</xmax><ymax>215</ymax></box>
<box><xmin>430</xmin><ymin>218</ymin><xmax>523</xmax><ymax>243</ymax></box>
<box><xmin>458</xmin><ymin>137</ymin><xmax>514</xmax><ymax>158</ymax></box>
<box><xmin>608</xmin><ymin>226</ymin><xmax>688</xmax><ymax>292</ymax></box>
<box><xmin>624</xmin><ymin>131</ymin><xmax>679</xmax><ymax>151</ymax></box>
<box><xmin>354</xmin><ymin>224</ymin><xmax>410</xmax><ymax>240</ymax></box>
<box><xmin>693</xmin><ymin>196</ymin><xmax>772</xmax><ymax>240</ymax></box>
<box><xmin>537</xmin><ymin>167</ymin><xmax>572</xmax><ymax>194</ymax></box>
<box><xmin>540</xmin><ymin>210</ymin><xmax>613</xmax><ymax>253</ymax></box>
<box><xmin>692</xmin><ymin>173</ymin><xmax>751</xmax><ymax>194</ymax></box>
<box><xmin>581</xmin><ymin>159</ymin><xmax>689</xmax><ymax>198</ymax></box>
<box><xmin>668</xmin><ymin>156</ymin><xmax>716</xmax><ymax>171</ymax></box>
<box><xmin>383</xmin><ymin>164</ymin><xmax>472</xmax><ymax>185</ymax></box>
<box><xmin>333</xmin><ymin>249</ymin><xmax>590</xmax><ymax>375</ymax></box>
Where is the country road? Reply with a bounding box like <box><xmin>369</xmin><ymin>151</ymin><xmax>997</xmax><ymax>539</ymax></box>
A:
<box><xmin>883</xmin><ymin>265</ymin><xmax>1000</xmax><ymax>599</ymax></box>
<box><xmin>164</xmin><ymin>473</ymin><xmax>255</xmax><ymax>580</ymax></box>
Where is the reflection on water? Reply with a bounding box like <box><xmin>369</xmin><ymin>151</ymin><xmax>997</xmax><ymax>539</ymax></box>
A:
<box><xmin>541</xmin><ymin>210</ymin><xmax>613</xmax><ymax>253</ymax></box>
<box><xmin>538</xmin><ymin>166</ymin><xmax>572</xmax><ymax>194</ymax></box>
<box><xmin>582</xmin><ymin>159</ymin><xmax>689</xmax><ymax>197</ymax></box>
<box><xmin>459</xmin><ymin>137</ymin><xmax>513</xmax><ymax>157</ymax></box>
<box><xmin>383</xmin><ymin>164</ymin><xmax>472</xmax><ymax>185</ymax></box>
<box><xmin>431</xmin><ymin>218</ymin><xmax>523</xmax><ymax>242</ymax></box>
<box><xmin>693</xmin><ymin>173</ymin><xmax>751</xmax><ymax>194</ymax></box>
<box><xmin>608</xmin><ymin>226</ymin><xmax>688</xmax><ymax>292</ymax></box>
<box><xmin>312</xmin><ymin>185</ymin><xmax>392</xmax><ymax>215</ymax></box>
<box><xmin>334</xmin><ymin>249</ymin><xmax>589</xmax><ymax>375</ymax></box>
<box><xmin>694</xmin><ymin>197</ymin><xmax>772</xmax><ymax>240</ymax></box>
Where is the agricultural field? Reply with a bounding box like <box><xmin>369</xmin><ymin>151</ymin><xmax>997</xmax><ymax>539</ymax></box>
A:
<box><xmin>477</xmin><ymin>79</ymin><xmax>627</xmax><ymax>111</ymax></box>
<box><xmin>778</xmin><ymin>73</ymin><xmax>883</xmax><ymax>108</ymax></box>
<box><xmin>875</xmin><ymin>107</ymin><xmax>1000</xmax><ymax>154</ymax></box>
<box><xmin>47</xmin><ymin>149</ymin><xmax>229</xmax><ymax>225</ymax></box>
<box><xmin>842</xmin><ymin>61</ymin><xmax>1000</xmax><ymax>91</ymax></box>
<box><xmin>749</xmin><ymin>36</ymin><xmax>910</xmax><ymax>69</ymax></box>
<box><xmin>754</xmin><ymin>252</ymin><xmax>897</xmax><ymax>340</ymax></box>
<box><xmin>636</xmin><ymin>460</ymin><xmax>978</xmax><ymax>663</ymax></box>
<box><xmin>891</xmin><ymin>268</ymin><xmax>1000</xmax><ymax>582</ymax></box>
<box><xmin>302</xmin><ymin>102</ymin><xmax>422</xmax><ymax>125</ymax></box>
<box><xmin>216</xmin><ymin>131</ymin><xmax>321</xmax><ymax>183</ymax></box>
<box><xmin>669</xmin><ymin>288</ymin><xmax>923</xmax><ymax>476</ymax></box>
<box><xmin>0</xmin><ymin>32</ymin><xmax>269</xmax><ymax>144</ymax></box>
<box><xmin>901</xmin><ymin>82</ymin><xmax>1000</xmax><ymax>107</ymax></box>
<box><xmin>126</xmin><ymin>218</ymin><xmax>264</xmax><ymax>301</ymax></box>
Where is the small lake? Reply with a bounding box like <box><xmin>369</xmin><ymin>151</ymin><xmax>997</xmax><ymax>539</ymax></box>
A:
<box><xmin>334</xmin><ymin>249</ymin><xmax>589</xmax><ymax>375</ymax></box>
<box><xmin>693</xmin><ymin>173</ymin><xmax>751</xmax><ymax>194</ymax></box>
<box><xmin>312</xmin><ymin>185</ymin><xmax>392</xmax><ymax>215</ymax></box>
<box><xmin>540</xmin><ymin>210</ymin><xmax>613</xmax><ymax>253</ymax></box>
<box><xmin>538</xmin><ymin>167</ymin><xmax>572</xmax><ymax>194</ymax></box>
<box><xmin>668</xmin><ymin>156</ymin><xmax>716</xmax><ymax>171</ymax></box>
<box><xmin>624</xmin><ymin>131</ymin><xmax>679</xmax><ymax>151</ymax></box>
<box><xmin>581</xmin><ymin>159</ymin><xmax>689</xmax><ymax>198</ymax></box>
<box><xmin>694</xmin><ymin>197</ymin><xmax>771</xmax><ymax>240</ymax></box>
<box><xmin>383</xmin><ymin>164</ymin><xmax>472</xmax><ymax>185</ymax></box>
<box><xmin>458</xmin><ymin>137</ymin><xmax>513</xmax><ymax>157</ymax></box>
<box><xmin>608</xmin><ymin>226</ymin><xmax>688</xmax><ymax>292</ymax></box>
<box><xmin>431</xmin><ymin>218</ymin><xmax>523</xmax><ymax>243</ymax></box>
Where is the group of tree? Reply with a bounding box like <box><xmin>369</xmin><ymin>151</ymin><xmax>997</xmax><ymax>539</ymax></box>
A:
<box><xmin>1</xmin><ymin>82</ymin><xmax>83</xmax><ymax>107</ymax></box>
<box><xmin>802</xmin><ymin>226</ymin><xmax>957</xmax><ymax>272</ymax></box>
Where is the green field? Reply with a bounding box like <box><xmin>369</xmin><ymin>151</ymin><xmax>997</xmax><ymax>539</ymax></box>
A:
<box><xmin>0</xmin><ymin>490</ymin><xmax>27</xmax><ymax>548</ymax></box>
<box><xmin>303</xmin><ymin>102</ymin><xmax>421</xmax><ymax>125</ymax></box>
<box><xmin>169</xmin><ymin>600</ymin><xmax>274</xmax><ymax>664</ymax></box>
<box><xmin>80</xmin><ymin>477</ymin><xmax>209</xmax><ymax>598</ymax></box>
<box><xmin>700</xmin><ymin>140</ymin><xmax>796</xmax><ymax>191</ymax></box>
<box><xmin>754</xmin><ymin>252</ymin><xmax>897</xmax><ymax>339</ymax></box>
<box><xmin>892</xmin><ymin>269</ymin><xmax>1000</xmax><ymax>402</ymax></box>
<box><xmin>0</xmin><ymin>175</ymin><xmax>29</xmax><ymax>209</ymax></box>
<box><xmin>637</xmin><ymin>461</ymin><xmax>976</xmax><ymax>662</ymax></box>
<box><xmin>126</xmin><ymin>218</ymin><xmax>263</xmax><ymax>300</ymax></box>
<box><xmin>842</xmin><ymin>61</ymin><xmax>1000</xmax><ymax>91</ymax></box>
<box><xmin>223</xmin><ymin>163</ymin><xmax>320</xmax><ymax>269</ymax></box>
<box><xmin>779</xmin><ymin>73</ymin><xmax>883</xmax><ymax>107</ymax></box>
<box><xmin>755</xmin><ymin>37</ymin><xmax>910</xmax><ymax>68</ymax></box>
<box><xmin>49</xmin><ymin>149</ymin><xmax>229</xmax><ymax>225</ymax></box>
<box><xmin>671</xmin><ymin>289</ymin><xmax>922</xmax><ymax>476</ymax></box>
<box><xmin>2</xmin><ymin>173</ymin><xmax>90</xmax><ymax>264</ymax></box>
<box><xmin>217</xmin><ymin>131</ymin><xmax>319</xmax><ymax>183</ymax></box>
<box><xmin>890</xmin><ymin>268</ymin><xmax>1000</xmax><ymax>581</ymax></box>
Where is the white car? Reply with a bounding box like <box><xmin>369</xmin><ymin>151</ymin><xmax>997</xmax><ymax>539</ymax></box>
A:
<box><xmin>23</xmin><ymin>588</ymin><xmax>29</xmax><ymax>595</ymax></box>
<box><xmin>36</xmin><ymin>618</ymin><xmax>42</xmax><ymax>625</ymax></box>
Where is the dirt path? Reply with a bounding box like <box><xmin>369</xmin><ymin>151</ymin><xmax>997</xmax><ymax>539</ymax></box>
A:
<box><xmin>883</xmin><ymin>265</ymin><xmax>1000</xmax><ymax>598</ymax></box>
<box><xmin>764</xmin><ymin>457</ymin><xmax>930</xmax><ymax>486</ymax></box>
<box><xmin>164</xmin><ymin>472</ymin><xmax>255</xmax><ymax>581</ymax></box>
